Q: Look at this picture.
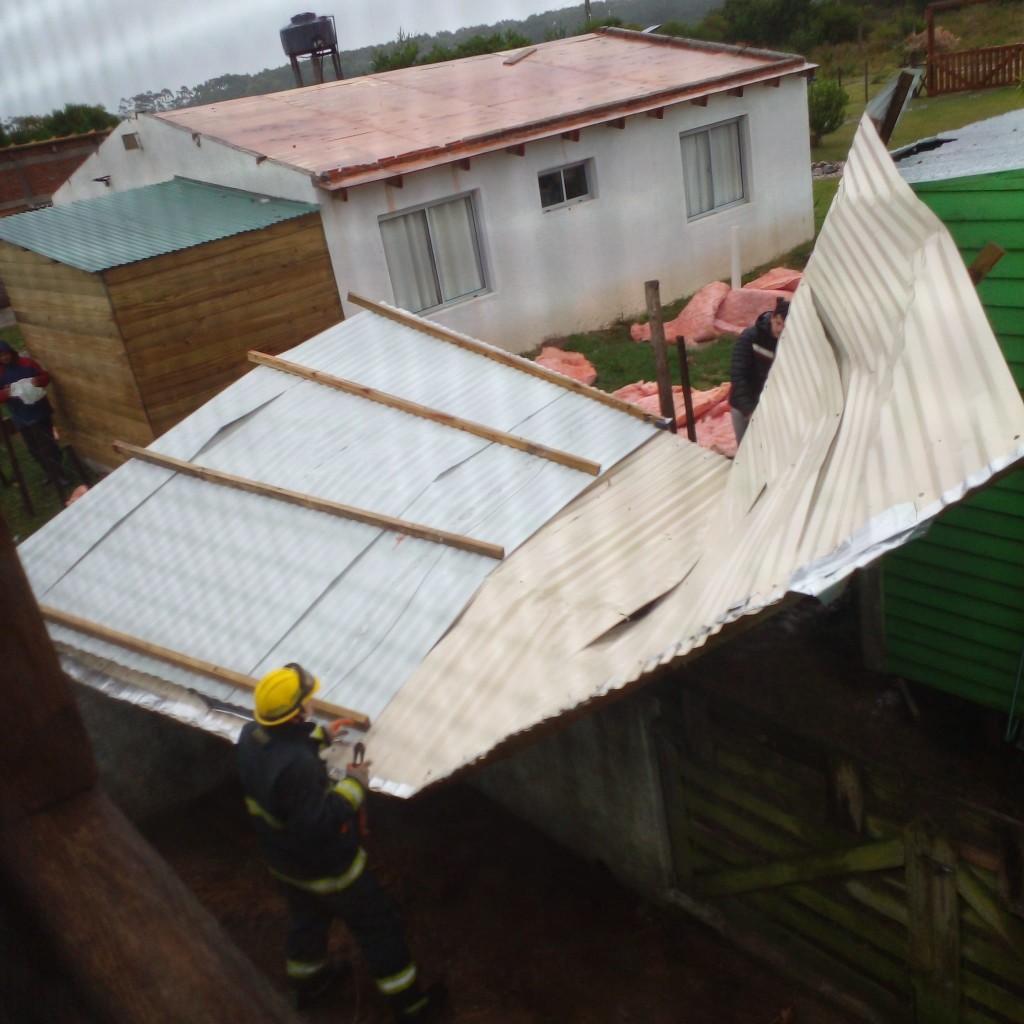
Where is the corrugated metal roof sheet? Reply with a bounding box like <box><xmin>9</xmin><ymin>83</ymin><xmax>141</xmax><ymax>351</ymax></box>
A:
<box><xmin>0</xmin><ymin>177</ymin><xmax>318</xmax><ymax>271</ymax></box>
<box><xmin>153</xmin><ymin>29</ymin><xmax>814</xmax><ymax>189</ymax></box>
<box><xmin>893</xmin><ymin>108</ymin><xmax>1024</xmax><ymax>184</ymax></box>
<box><xmin>362</xmin><ymin>115</ymin><xmax>1024</xmax><ymax>795</ymax></box>
<box><xmin>16</xmin><ymin>116</ymin><xmax>1024</xmax><ymax>797</ymax></box>
<box><xmin>19</xmin><ymin>302</ymin><xmax>659</xmax><ymax>726</ymax></box>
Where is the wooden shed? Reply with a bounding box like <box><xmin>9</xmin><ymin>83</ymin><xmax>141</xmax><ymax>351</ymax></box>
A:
<box><xmin>0</xmin><ymin>178</ymin><xmax>343</xmax><ymax>467</ymax></box>
<box><xmin>881</xmin><ymin>113</ymin><xmax>1024</xmax><ymax>721</ymax></box>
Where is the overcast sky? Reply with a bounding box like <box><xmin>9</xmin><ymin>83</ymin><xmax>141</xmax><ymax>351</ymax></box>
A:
<box><xmin>2</xmin><ymin>0</ymin><xmax>578</xmax><ymax>118</ymax></box>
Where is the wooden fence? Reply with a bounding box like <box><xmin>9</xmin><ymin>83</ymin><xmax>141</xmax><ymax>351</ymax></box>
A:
<box><xmin>927</xmin><ymin>43</ymin><xmax>1024</xmax><ymax>95</ymax></box>
<box><xmin>655</xmin><ymin>684</ymin><xmax>1024</xmax><ymax>1023</ymax></box>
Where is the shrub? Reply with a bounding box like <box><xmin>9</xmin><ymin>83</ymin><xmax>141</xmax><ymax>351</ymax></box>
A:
<box><xmin>808</xmin><ymin>78</ymin><xmax>850</xmax><ymax>146</ymax></box>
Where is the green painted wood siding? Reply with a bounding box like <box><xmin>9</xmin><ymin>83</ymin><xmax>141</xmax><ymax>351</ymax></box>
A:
<box><xmin>883</xmin><ymin>169</ymin><xmax>1024</xmax><ymax>715</ymax></box>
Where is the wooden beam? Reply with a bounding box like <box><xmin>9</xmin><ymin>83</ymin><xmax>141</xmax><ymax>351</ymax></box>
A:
<box><xmin>957</xmin><ymin>862</ymin><xmax>1024</xmax><ymax>958</ymax></box>
<box><xmin>385</xmin><ymin>175</ymin><xmax>403</xmax><ymax>189</ymax></box>
<box><xmin>607</xmin><ymin>117</ymin><xmax>626</xmax><ymax>129</ymax></box>
<box><xmin>693</xmin><ymin>836</ymin><xmax>906</xmax><ymax>897</ymax></box>
<box><xmin>506</xmin><ymin>143</ymin><xmax>525</xmax><ymax>157</ymax></box>
<box><xmin>764</xmin><ymin>77</ymin><xmax>781</xmax><ymax>87</ymax></box>
<box><xmin>346</xmin><ymin>293</ymin><xmax>660</xmax><ymax>423</ymax></box>
<box><xmin>459</xmin><ymin>158</ymin><xmax>471</xmax><ymax>171</ymax></box>
<box><xmin>112</xmin><ymin>440</ymin><xmax>505</xmax><ymax>561</ymax></box>
<box><xmin>0</xmin><ymin>519</ymin><xmax>96</xmax><ymax>825</ymax></box>
<box><xmin>40</xmin><ymin>605</ymin><xmax>371</xmax><ymax>729</ymax></box>
<box><xmin>1</xmin><ymin>785</ymin><xmax>309</xmax><ymax>1023</ymax></box>
<box><xmin>249</xmin><ymin>351</ymin><xmax>601</xmax><ymax>476</ymax></box>
<box><xmin>645</xmin><ymin>280</ymin><xmax>676</xmax><ymax>432</ymax></box>
<box><xmin>646</xmin><ymin>107</ymin><xmax>665</xmax><ymax>119</ymax></box>
<box><xmin>691</xmin><ymin>96</ymin><xmax>708</xmax><ymax>107</ymax></box>
<box><xmin>728</xmin><ymin>86</ymin><xmax>744</xmax><ymax>97</ymax></box>
<box><xmin>968</xmin><ymin>243</ymin><xmax>1005</xmax><ymax>285</ymax></box>
<box><xmin>502</xmin><ymin>46</ymin><xmax>536</xmax><ymax>65</ymax></box>
<box><xmin>906</xmin><ymin>823</ymin><xmax>961</xmax><ymax>1023</ymax></box>
<box><xmin>561</xmin><ymin>129</ymin><xmax>580</xmax><ymax>142</ymax></box>
<box><xmin>874</xmin><ymin>70</ymin><xmax>917</xmax><ymax>145</ymax></box>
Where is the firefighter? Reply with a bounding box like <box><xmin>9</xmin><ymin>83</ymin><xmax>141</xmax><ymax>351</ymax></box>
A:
<box><xmin>236</xmin><ymin>663</ymin><xmax>446</xmax><ymax>1020</ymax></box>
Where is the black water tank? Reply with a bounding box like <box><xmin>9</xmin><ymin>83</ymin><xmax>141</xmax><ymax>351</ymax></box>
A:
<box><xmin>280</xmin><ymin>12</ymin><xmax>337</xmax><ymax>56</ymax></box>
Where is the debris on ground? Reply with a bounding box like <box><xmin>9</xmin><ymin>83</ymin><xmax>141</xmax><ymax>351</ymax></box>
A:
<box><xmin>533</xmin><ymin>345</ymin><xmax>597</xmax><ymax>384</ymax></box>
<box><xmin>611</xmin><ymin>381</ymin><xmax>737</xmax><ymax>457</ymax></box>
<box><xmin>629</xmin><ymin>268</ymin><xmax>801</xmax><ymax>346</ymax></box>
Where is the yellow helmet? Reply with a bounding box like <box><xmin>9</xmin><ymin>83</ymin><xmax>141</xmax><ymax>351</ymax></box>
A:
<box><xmin>253</xmin><ymin>662</ymin><xmax>320</xmax><ymax>726</ymax></box>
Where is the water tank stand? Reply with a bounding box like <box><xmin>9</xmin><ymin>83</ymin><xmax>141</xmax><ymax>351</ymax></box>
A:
<box><xmin>289</xmin><ymin>46</ymin><xmax>342</xmax><ymax>87</ymax></box>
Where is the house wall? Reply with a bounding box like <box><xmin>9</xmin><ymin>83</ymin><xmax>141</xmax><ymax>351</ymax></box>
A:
<box><xmin>882</xmin><ymin>169</ymin><xmax>1024</xmax><ymax>715</ymax></box>
<box><xmin>0</xmin><ymin>241</ymin><xmax>153</xmax><ymax>465</ymax></box>
<box><xmin>0</xmin><ymin>130</ymin><xmax>112</xmax><ymax>217</ymax></box>
<box><xmin>53</xmin><ymin>117</ymin><xmax>316</xmax><ymax>205</ymax></box>
<box><xmin>475</xmin><ymin>690</ymin><xmax>674</xmax><ymax>899</ymax></box>
<box><xmin>106</xmin><ymin>213</ymin><xmax>343</xmax><ymax>441</ymax></box>
<box><xmin>58</xmin><ymin>79</ymin><xmax>813</xmax><ymax>357</ymax></box>
<box><xmin>321</xmin><ymin>76</ymin><xmax>814</xmax><ymax>353</ymax></box>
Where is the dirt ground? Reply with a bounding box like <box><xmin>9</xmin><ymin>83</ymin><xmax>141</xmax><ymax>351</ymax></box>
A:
<box><xmin>140</xmin><ymin>774</ymin><xmax>861</xmax><ymax>1024</ymax></box>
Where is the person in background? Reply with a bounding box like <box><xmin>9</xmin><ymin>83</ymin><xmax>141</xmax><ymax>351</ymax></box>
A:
<box><xmin>729</xmin><ymin>297</ymin><xmax>790</xmax><ymax>447</ymax></box>
<box><xmin>0</xmin><ymin>339</ymin><xmax>67</xmax><ymax>485</ymax></box>
<box><xmin>236</xmin><ymin>663</ymin><xmax>446</xmax><ymax>1020</ymax></box>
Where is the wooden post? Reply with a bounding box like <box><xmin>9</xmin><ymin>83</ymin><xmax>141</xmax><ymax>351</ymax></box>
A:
<box><xmin>905</xmin><ymin>821</ymin><xmax>961</xmax><ymax>1024</ymax></box>
<box><xmin>674</xmin><ymin>338</ymin><xmax>697</xmax><ymax>443</ymax></box>
<box><xmin>645</xmin><ymin>281</ymin><xmax>677</xmax><ymax>432</ymax></box>
<box><xmin>0</xmin><ymin>513</ymin><xmax>306</xmax><ymax>1023</ymax></box>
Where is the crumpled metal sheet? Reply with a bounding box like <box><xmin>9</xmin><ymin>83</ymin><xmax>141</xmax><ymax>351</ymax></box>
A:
<box><xmin>365</xmin><ymin>115</ymin><xmax>1024</xmax><ymax>797</ymax></box>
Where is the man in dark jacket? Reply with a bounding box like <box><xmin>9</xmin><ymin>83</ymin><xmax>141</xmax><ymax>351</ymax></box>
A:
<box><xmin>729</xmin><ymin>297</ymin><xmax>789</xmax><ymax>446</ymax></box>
<box><xmin>237</xmin><ymin>663</ymin><xmax>445</xmax><ymax>1019</ymax></box>
<box><xmin>0</xmin><ymin>339</ymin><xmax>66</xmax><ymax>483</ymax></box>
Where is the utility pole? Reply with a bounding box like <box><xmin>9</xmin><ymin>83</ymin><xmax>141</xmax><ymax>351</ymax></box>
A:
<box><xmin>584</xmin><ymin>0</ymin><xmax>592</xmax><ymax>22</ymax></box>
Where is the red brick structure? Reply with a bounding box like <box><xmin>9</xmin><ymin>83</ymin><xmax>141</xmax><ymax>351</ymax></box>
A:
<box><xmin>0</xmin><ymin>130</ymin><xmax>112</xmax><ymax>218</ymax></box>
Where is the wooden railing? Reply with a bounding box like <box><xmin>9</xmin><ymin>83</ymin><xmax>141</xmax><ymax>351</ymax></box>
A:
<box><xmin>927</xmin><ymin>42</ymin><xmax>1024</xmax><ymax>94</ymax></box>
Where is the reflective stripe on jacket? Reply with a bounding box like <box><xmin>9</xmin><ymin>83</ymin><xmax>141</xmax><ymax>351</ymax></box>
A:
<box><xmin>236</xmin><ymin>719</ymin><xmax>364</xmax><ymax>883</ymax></box>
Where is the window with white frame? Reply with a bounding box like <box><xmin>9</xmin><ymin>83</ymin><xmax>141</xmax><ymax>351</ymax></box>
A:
<box><xmin>379</xmin><ymin>194</ymin><xmax>486</xmax><ymax>313</ymax></box>
<box><xmin>680</xmin><ymin>119</ymin><xmax>747</xmax><ymax>219</ymax></box>
<box><xmin>538</xmin><ymin>161</ymin><xmax>593</xmax><ymax>210</ymax></box>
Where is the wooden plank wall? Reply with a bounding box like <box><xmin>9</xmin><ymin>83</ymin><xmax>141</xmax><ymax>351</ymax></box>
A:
<box><xmin>656</xmin><ymin>684</ymin><xmax>1024</xmax><ymax>1023</ymax></box>
<box><xmin>0</xmin><ymin>241</ymin><xmax>153</xmax><ymax>466</ymax></box>
<box><xmin>105</xmin><ymin>214</ymin><xmax>343</xmax><ymax>441</ymax></box>
<box><xmin>882</xmin><ymin>171</ymin><xmax>1024</xmax><ymax>716</ymax></box>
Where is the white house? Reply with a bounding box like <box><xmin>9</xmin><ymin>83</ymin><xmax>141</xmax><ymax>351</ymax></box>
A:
<box><xmin>55</xmin><ymin>28</ymin><xmax>816</xmax><ymax>353</ymax></box>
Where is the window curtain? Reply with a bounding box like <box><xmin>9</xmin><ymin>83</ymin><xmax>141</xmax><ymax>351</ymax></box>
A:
<box><xmin>427</xmin><ymin>197</ymin><xmax>483</xmax><ymax>303</ymax></box>
<box><xmin>682</xmin><ymin>121</ymin><xmax>744</xmax><ymax>217</ymax></box>
<box><xmin>380</xmin><ymin>210</ymin><xmax>438</xmax><ymax>311</ymax></box>
<box><xmin>682</xmin><ymin>131</ymin><xmax>713</xmax><ymax>217</ymax></box>
<box><xmin>709</xmin><ymin>122</ymin><xmax>743</xmax><ymax>206</ymax></box>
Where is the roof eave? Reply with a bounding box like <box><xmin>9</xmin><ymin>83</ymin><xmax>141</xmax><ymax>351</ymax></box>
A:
<box><xmin>315</xmin><ymin>60</ymin><xmax>816</xmax><ymax>191</ymax></box>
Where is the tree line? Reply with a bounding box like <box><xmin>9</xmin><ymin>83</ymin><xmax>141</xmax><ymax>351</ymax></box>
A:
<box><xmin>0</xmin><ymin>103</ymin><xmax>119</xmax><ymax>147</ymax></box>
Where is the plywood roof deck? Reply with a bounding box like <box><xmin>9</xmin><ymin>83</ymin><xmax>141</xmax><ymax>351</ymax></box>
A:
<box><xmin>154</xmin><ymin>29</ymin><xmax>813</xmax><ymax>190</ymax></box>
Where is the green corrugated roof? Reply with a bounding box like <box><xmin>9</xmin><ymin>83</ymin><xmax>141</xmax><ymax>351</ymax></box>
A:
<box><xmin>0</xmin><ymin>178</ymin><xmax>319</xmax><ymax>272</ymax></box>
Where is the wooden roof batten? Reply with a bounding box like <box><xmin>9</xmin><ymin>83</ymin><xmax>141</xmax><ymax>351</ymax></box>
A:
<box><xmin>248</xmin><ymin>351</ymin><xmax>602</xmax><ymax>476</ymax></box>
<box><xmin>40</xmin><ymin>605</ymin><xmax>371</xmax><ymax>727</ymax></box>
<box><xmin>111</xmin><ymin>440</ymin><xmax>505</xmax><ymax>560</ymax></box>
<box><xmin>346</xmin><ymin>293</ymin><xmax>661</xmax><ymax>423</ymax></box>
